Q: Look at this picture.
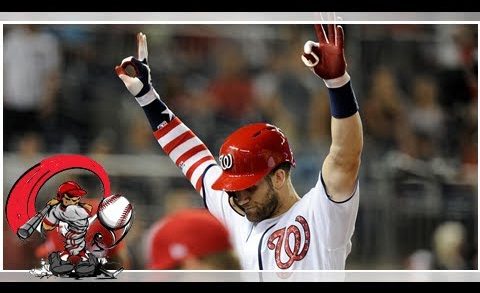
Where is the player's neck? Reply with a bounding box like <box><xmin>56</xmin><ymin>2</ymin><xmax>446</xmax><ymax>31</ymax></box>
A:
<box><xmin>272</xmin><ymin>181</ymin><xmax>300</xmax><ymax>218</ymax></box>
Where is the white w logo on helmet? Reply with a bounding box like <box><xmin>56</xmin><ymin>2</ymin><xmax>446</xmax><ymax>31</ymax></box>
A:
<box><xmin>219</xmin><ymin>154</ymin><xmax>233</xmax><ymax>170</ymax></box>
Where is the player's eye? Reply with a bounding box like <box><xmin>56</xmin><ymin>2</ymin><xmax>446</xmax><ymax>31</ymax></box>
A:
<box><xmin>64</xmin><ymin>196</ymin><xmax>78</xmax><ymax>202</ymax></box>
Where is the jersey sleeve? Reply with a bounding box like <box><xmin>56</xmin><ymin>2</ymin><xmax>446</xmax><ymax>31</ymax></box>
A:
<box><xmin>153</xmin><ymin>119</ymin><xmax>238</xmax><ymax>224</ymax></box>
<box><xmin>152</xmin><ymin>117</ymin><xmax>218</xmax><ymax>193</ymax></box>
<box><xmin>304</xmin><ymin>171</ymin><xmax>360</xmax><ymax>251</ymax></box>
<box><xmin>64</xmin><ymin>205</ymin><xmax>90</xmax><ymax>221</ymax></box>
<box><xmin>201</xmin><ymin>165</ymin><xmax>240</xmax><ymax>225</ymax></box>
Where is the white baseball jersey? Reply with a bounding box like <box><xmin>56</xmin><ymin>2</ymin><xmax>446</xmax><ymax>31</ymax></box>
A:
<box><xmin>43</xmin><ymin>204</ymin><xmax>90</xmax><ymax>255</ymax></box>
<box><xmin>203</xmin><ymin>166</ymin><xmax>359</xmax><ymax>270</ymax></box>
<box><xmin>153</xmin><ymin>117</ymin><xmax>359</xmax><ymax>270</ymax></box>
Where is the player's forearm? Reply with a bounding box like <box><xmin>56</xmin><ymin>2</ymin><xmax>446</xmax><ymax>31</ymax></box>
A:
<box><xmin>42</xmin><ymin>218</ymin><xmax>57</xmax><ymax>231</ymax></box>
<box><xmin>330</xmin><ymin>113</ymin><xmax>363</xmax><ymax>167</ymax></box>
<box><xmin>137</xmin><ymin>88</ymin><xmax>216</xmax><ymax>192</ymax></box>
<box><xmin>325</xmin><ymin>75</ymin><xmax>363</xmax><ymax>167</ymax></box>
<box><xmin>135</xmin><ymin>87</ymin><xmax>174</xmax><ymax>130</ymax></box>
<box><xmin>321</xmin><ymin>75</ymin><xmax>363</xmax><ymax>200</ymax></box>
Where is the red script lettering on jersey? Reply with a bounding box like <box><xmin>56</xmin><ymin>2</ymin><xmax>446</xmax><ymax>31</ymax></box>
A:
<box><xmin>267</xmin><ymin>216</ymin><xmax>310</xmax><ymax>269</ymax></box>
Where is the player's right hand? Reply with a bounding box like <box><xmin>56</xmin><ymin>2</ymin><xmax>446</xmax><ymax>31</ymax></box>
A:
<box><xmin>47</xmin><ymin>198</ymin><xmax>59</xmax><ymax>206</ymax></box>
<box><xmin>115</xmin><ymin>32</ymin><xmax>152</xmax><ymax>98</ymax></box>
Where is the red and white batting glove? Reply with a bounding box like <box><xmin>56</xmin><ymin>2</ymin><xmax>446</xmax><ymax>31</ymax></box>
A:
<box><xmin>115</xmin><ymin>33</ymin><xmax>158</xmax><ymax>106</ymax></box>
<box><xmin>301</xmin><ymin>24</ymin><xmax>350</xmax><ymax>88</ymax></box>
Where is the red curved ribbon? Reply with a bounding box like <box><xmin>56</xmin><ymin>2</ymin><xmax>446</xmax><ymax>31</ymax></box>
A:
<box><xmin>5</xmin><ymin>154</ymin><xmax>111</xmax><ymax>233</ymax></box>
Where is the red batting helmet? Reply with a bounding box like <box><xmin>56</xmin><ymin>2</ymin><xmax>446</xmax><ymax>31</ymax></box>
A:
<box><xmin>211</xmin><ymin>123</ymin><xmax>295</xmax><ymax>192</ymax></box>
<box><xmin>56</xmin><ymin>181</ymin><xmax>87</xmax><ymax>200</ymax></box>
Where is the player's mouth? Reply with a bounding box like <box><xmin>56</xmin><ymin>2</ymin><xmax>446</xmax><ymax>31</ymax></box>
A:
<box><xmin>243</xmin><ymin>205</ymin><xmax>255</xmax><ymax>213</ymax></box>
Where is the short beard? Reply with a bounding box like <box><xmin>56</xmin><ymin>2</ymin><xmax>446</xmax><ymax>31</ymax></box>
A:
<box><xmin>246</xmin><ymin>177</ymin><xmax>279</xmax><ymax>223</ymax></box>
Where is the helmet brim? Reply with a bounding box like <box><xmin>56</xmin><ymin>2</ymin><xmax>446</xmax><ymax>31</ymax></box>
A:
<box><xmin>65</xmin><ymin>189</ymin><xmax>87</xmax><ymax>197</ymax></box>
<box><xmin>211</xmin><ymin>169</ymin><xmax>268</xmax><ymax>192</ymax></box>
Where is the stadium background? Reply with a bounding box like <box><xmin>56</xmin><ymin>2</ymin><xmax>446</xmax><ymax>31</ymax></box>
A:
<box><xmin>3</xmin><ymin>24</ymin><xmax>477</xmax><ymax>269</ymax></box>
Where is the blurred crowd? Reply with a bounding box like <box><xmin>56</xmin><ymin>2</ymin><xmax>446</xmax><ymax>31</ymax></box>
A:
<box><xmin>3</xmin><ymin>24</ymin><xmax>477</xmax><ymax>269</ymax></box>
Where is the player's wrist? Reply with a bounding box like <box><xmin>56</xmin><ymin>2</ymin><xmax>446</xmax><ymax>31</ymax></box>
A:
<box><xmin>135</xmin><ymin>87</ymin><xmax>159</xmax><ymax>107</ymax></box>
<box><xmin>323</xmin><ymin>72</ymin><xmax>351</xmax><ymax>88</ymax></box>
<box><xmin>139</xmin><ymin>88</ymin><xmax>175</xmax><ymax>130</ymax></box>
<box><xmin>327</xmin><ymin>78</ymin><xmax>359</xmax><ymax>119</ymax></box>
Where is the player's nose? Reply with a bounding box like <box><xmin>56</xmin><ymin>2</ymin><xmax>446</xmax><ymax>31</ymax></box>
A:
<box><xmin>235</xmin><ymin>192</ymin><xmax>250</xmax><ymax>206</ymax></box>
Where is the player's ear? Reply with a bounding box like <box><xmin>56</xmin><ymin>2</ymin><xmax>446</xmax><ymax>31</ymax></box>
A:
<box><xmin>271</xmin><ymin>169</ymin><xmax>287</xmax><ymax>190</ymax></box>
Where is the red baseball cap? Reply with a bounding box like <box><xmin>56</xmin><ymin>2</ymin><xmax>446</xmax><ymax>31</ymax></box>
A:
<box><xmin>57</xmin><ymin>181</ymin><xmax>87</xmax><ymax>198</ymax></box>
<box><xmin>146</xmin><ymin>209</ymin><xmax>232</xmax><ymax>269</ymax></box>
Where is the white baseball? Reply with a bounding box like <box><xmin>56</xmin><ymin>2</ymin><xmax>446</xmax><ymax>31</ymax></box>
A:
<box><xmin>97</xmin><ymin>194</ymin><xmax>133</xmax><ymax>229</ymax></box>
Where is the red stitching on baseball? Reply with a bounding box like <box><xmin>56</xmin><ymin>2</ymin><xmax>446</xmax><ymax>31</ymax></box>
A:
<box><xmin>99</xmin><ymin>194</ymin><xmax>120</xmax><ymax>212</ymax></box>
<box><xmin>116</xmin><ymin>204</ymin><xmax>132</xmax><ymax>228</ymax></box>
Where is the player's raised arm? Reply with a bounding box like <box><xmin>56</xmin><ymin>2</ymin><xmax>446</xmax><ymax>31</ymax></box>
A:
<box><xmin>302</xmin><ymin>24</ymin><xmax>363</xmax><ymax>202</ymax></box>
<box><xmin>115</xmin><ymin>33</ymin><xmax>217</xmax><ymax>193</ymax></box>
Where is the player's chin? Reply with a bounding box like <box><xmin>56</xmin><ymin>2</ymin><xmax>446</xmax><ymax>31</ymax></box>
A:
<box><xmin>245</xmin><ymin>209</ymin><xmax>264</xmax><ymax>223</ymax></box>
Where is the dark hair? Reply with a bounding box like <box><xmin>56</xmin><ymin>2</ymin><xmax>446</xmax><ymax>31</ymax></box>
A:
<box><xmin>268</xmin><ymin>162</ymin><xmax>292</xmax><ymax>177</ymax></box>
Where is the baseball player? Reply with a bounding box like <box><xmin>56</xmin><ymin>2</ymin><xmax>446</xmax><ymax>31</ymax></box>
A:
<box><xmin>116</xmin><ymin>24</ymin><xmax>363</xmax><ymax>270</ymax></box>
<box><xmin>42</xmin><ymin>181</ymin><xmax>97</xmax><ymax>275</ymax></box>
<box><xmin>36</xmin><ymin>197</ymin><xmax>132</xmax><ymax>269</ymax></box>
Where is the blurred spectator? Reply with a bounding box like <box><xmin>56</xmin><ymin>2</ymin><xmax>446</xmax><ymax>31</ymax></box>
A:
<box><xmin>432</xmin><ymin>221</ymin><xmax>469</xmax><ymax>269</ymax></box>
<box><xmin>404</xmin><ymin>249</ymin><xmax>434</xmax><ymax>270</ymax></box>
<box><xmin>275</xmin><ymin>44</ymin><xmax>315</xmax><ymax>144</ymax></box>
<box><xmin>408</xmin><ymin>75</ymin><xmax>444</xmax><ymax>149</ymax></box>
<box><xmin>162</xmin><ymin>188</ymin><xmax>200</xmax><ymax>214</ymax></box>
<box><xmin>252</xmin><ymin>64</ymin><xmax>297</xmax><ymax>142</ymax></box>
<box><xmin>207</xmin><ymin>41</ymin><xmax>260</xmax><ymax>149</ymax></box>
<box><xmin>4</xmin><ymin>25</ymin><xmax>61</xmax><ymax>151</ymax></box>
<box><xmin>143</xmin><ymin>209</ymin><xmax>240</xmax><ymax>269</ymax></box>
<box><xmin>122</xmin><ymin>115</ymin><xmax>158</xmax><ymax>154</ymax></box>
<box><xmin>363</xmin><ymin>66</ymin><xmax>410</xmax><ymax>155</ymax></box>
<box><xmin>88</xmin><ymin>128</ymin><xmax>117</xmax><ymax>158</ymax></box>
<box><xmin>17</xmin><ymin>132</ymin><xmax>44</xmax><ymax>162</ymax></box>
<box><xmin>56</xmin><ymin>31</ymin><xmax>97</xmax><ymax>154</ymax></box>
<box><xmin>451</xmin><ymin>25</ymin><xmax>477</xmax><ymax>78</ymax></box>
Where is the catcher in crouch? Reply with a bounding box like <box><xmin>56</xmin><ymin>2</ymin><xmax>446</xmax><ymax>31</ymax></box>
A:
<box><xmin>116</xmin><ymin>24</ymin><xmax>363</xmax><ymax>270</ymax></box>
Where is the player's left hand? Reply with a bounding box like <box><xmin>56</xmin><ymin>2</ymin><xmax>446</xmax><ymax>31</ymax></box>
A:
<box><xmin>47</xmin><ymin>198</ymin><xmax>59</xmax><ymax>206</ymax></box>
<box><xmin>115</xmin><ymin>32</ymin><xmax>152</xmax><ymax>97</ymax></box>
<box><xmin>301</xmin><ymin>24</ymin><xmax>346</xmax><ymax>80</ymax></box>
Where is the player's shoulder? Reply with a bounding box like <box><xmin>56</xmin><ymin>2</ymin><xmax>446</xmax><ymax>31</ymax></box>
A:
<box><xmin>299</xmin><ymin>172</ymin><xmax>329</xmax><ymax>201</ymax></box>
<box><xmin>298</xmin><ymin>171</ymin><xmax>359</xmax><ymax>205</ymax></box>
